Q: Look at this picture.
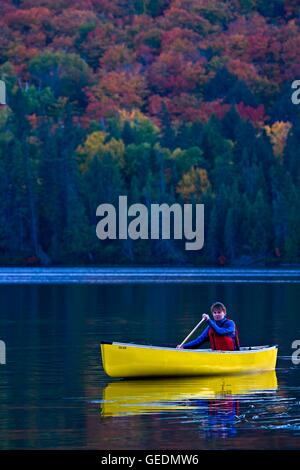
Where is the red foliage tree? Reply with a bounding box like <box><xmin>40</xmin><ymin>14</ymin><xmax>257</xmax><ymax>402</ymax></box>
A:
<box><xmin>236</xmin><ymin>102</ymin><xmax>266</xmax><ymax>127</ymax></box>
<box><xmin>148</xmin><ymin>50</ymin><xmax>208</xmax><ymax>95</ymax></box>
<box><xmin>86</xmin><ymin>70</ymin><xmax>147</xmax><ymax>120</ymax></box>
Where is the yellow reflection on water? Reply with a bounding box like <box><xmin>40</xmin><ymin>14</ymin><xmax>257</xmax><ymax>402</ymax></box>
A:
<box><xmin>101</xmin><ymin>371</ymin><xmax>277</xmax><ymax>417</ymax></box>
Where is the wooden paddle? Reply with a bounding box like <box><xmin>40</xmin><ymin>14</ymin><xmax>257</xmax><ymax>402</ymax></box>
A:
<box><xmin>178</xmin><ymin>317</ymin><xmax>206</xmax><ymax>348</ymax></box>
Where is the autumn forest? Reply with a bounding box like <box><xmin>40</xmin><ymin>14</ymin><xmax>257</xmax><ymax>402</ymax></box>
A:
<box><xmin>0</xmin><ymin>0</ymin><xmax>299</xmax><ymax>266</ymax></box>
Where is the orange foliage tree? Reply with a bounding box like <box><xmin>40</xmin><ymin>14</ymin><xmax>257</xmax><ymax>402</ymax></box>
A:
<box><xmin>264</xmin><ymin>121</ymin><xmax>292</xmax><ymax>159</ymax></box>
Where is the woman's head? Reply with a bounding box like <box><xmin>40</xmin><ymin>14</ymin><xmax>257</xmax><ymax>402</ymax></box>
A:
<box><xmin>211</xmin><ymin>302</ymin><xmax>227</xmax><ymax>321</ymax></box>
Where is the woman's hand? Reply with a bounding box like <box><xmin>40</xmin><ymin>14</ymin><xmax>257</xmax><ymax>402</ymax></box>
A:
<box><xmin>202</xmin><ymin>313</ymin><xmax>209</xmax><ymax>321</ymax></box>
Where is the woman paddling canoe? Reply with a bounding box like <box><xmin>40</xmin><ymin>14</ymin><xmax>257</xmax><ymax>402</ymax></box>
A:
<box><xmin>177</xmin><ymin>302</ymin><xmax>240</xmax><ymax>351</ymax></box>
<box><xmin>100</xmin><ymin>302</ymin><xmax>278</xmax><ymax>377</ymax></box>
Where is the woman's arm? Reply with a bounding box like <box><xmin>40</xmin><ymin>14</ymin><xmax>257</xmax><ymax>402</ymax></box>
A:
<box><xmin>182</xmin><ymin>326</ymin><xmax>209</xmax><ymax>349</ymax></box>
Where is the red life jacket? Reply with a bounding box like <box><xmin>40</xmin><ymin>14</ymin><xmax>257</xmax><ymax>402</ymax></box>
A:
<box><xmin>208</xmin><ymin>318</ymin><xmax>240</xmax><ymax>351</ymax></box>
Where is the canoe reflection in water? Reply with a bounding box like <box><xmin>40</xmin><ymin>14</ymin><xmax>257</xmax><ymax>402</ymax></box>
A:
<box><xmin>101</xmin><ymin>371</ymin><xmax>278</xmax><ymax>438</ymax></box>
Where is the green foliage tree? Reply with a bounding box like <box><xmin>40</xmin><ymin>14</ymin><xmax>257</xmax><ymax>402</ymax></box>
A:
<box><xmin>29</xmin><ymin>52</ymin><xmax>94</xmax><ymax>105</ymax></box>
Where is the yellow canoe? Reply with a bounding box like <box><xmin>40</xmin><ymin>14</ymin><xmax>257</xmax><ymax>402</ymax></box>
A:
<box><xmin>101</xmin><ymin>371</ymin><xmax>278</xmax><ymax>417</ymax></box>
<box><xmin>100</xmin><ymin>342</ymin><xmax>278</xmax><ymax>378</ymax></box>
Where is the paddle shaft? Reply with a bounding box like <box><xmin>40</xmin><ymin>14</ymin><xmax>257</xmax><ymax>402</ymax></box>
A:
<box><xmin>179</xmin><ymin>317</ymin><xmax>206</xmax><ymax>348</ymax></box>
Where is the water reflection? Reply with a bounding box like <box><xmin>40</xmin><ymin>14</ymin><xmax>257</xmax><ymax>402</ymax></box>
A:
<box><xmin>1</xmin><ymin>282</ymin><xmax>299</xmax><ymax>449</ymax></box>
<box><xmin>101</xmin><ymin>372</ymin><xmax>277</xmax><ymax>439</ymax></box>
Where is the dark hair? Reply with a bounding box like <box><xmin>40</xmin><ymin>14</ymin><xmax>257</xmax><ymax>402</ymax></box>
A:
<box><xmin>211</xmin><ymin>302</ymin><xmax>227</xmax><ymax>313</ymax></box>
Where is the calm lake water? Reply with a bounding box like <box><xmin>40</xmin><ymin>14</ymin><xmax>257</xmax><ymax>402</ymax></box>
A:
<box><xmin>0</xmin><ymin>269</ymin><xmax>299</xmax><ymax>450</ymax></box>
